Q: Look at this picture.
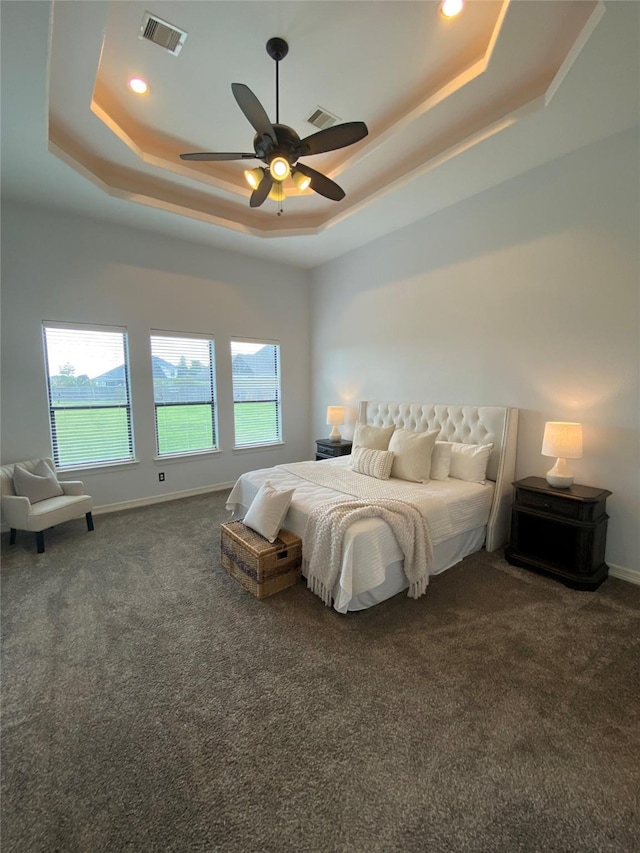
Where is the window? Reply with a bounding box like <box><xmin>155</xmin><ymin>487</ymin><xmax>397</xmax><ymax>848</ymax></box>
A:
<box><xmin>43</xmin><ymin>323</ymin><xmax>134</xmax><ymax>468</ymax></box>
<box><xmin>150</xmin><ymin>332</ymin><xmax>218</xmax><ymax>457</ymax></box>
<box><xmin>231</xmin><ymin>340</ymin><xmax>281</xmax><ymax>447</ymax></box>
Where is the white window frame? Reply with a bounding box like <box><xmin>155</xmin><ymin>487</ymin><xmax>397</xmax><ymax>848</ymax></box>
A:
<box><xmin>42</xmin><ymin>321</ymin><xmax>135</xmax><ymax>469</ymax></box>
<box><xmin>231</xmin><ymin>338</ymin><xmax>282</xmax><ymax>449</ymax></box>
<box><xmin>150</xmin><ymin>330</ymin><xmax>218</xmax><ymax>459</ymax></box>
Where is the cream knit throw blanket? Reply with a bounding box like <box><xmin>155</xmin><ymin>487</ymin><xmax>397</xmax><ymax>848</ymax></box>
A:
<box><xmin>304</xmin><ymin>499</ymin><xmax>433</xmax><ymax>607</ymax></box>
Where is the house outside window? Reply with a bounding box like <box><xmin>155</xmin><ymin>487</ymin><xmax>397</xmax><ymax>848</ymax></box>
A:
<box><xmin>42</xmin><ymin>322</ymin><xmax>134</xmax><ymax>468</ymax></box>
<box><xmin>231</xmin><ymin>340</ymin><xmax>281</xmax><ymax>447</ymax></box>
<box><xmin>150</xmin><ymin>332</ymin><xmax>218</xmax><ymax>457</ymax></box>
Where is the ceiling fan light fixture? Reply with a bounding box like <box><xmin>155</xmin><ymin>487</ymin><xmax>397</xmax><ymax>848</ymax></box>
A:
<box><xmin>293</xmin><ymin>170</ymin><xmax>311</xmax><ymax>192</ymax></box>
<box><xmin>269</xmin><ymin>156</ymin><xmax>290</xmax><ymax>181</ymax></box>
<box><xmin>268</xmin><ymin>183</ymin><xmax>285</xmax><ymax>202</ymax></box>
<box><xmin>440</xmin><ymin>0</ymin><xmax>464</xmax><ymax>18</ymax></box>
<box><xmin>244</xmin><ymin>167</ymin><xmax>264</xmax><ymax>190</ymax></box>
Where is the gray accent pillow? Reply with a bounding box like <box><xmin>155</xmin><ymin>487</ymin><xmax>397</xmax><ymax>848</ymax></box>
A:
<box><xmin>13</xmin><ymin>459</ymin><xmax>64</xmax><ymax>504</ymax></box>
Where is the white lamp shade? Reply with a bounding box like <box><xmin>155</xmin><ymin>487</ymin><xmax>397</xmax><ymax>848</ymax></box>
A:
<box><xmin>541</xmin><ymin>422</ymin><xmax>583</xmax><ymax>459</ymax></box>
<box><xmin>326</xmin><ymin>405</ymin><xmax>345</xmax><ymax>441</ymax></box>
<box><xmin>326</xmin><ymin>406</ymin><xmax>345</xmax><ymax>426</ymax></box>
<box><xmin>542</xmin><ymin>421</ymin><xmax>582</xmax><ymax>488</ymax></box>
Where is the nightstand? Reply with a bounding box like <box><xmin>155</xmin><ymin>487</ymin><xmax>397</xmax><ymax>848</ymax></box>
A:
<box><xmin>505</xmin><ymin>476</ymin><xmax>611</xmax><ymax>590</ymax></box>
<box><xmin>315</xmin><ymin>438</ymin><xmax>352</xmax><ymax>461</ymax></box>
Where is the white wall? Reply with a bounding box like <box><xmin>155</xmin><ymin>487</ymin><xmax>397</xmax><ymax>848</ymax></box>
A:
<box><xmin>1</xmin><ymin>202</ymin><xmax>311</xmax><ymax>509</ymax></box>
<box><xmin>310</xmin><ymin>128</ymin><xmax>640</xmax><ymax>575</ymax></box>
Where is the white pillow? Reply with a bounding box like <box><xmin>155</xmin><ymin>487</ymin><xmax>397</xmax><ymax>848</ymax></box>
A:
<box><xmin>430</xmin><ymin>441</ymin><xmax>452</xmax><ymax>480</ymax></box>
<box><xmin>351</xmin><ymin>447</ymin><xmax>394</xmax><ymax>480</ymax></box>
<box><xmin>388</xmin><ymin>428</ymin><xmax>439</xmax><ymax>483</ymax></box>
<box><xmin>13</xmin><ymin>459</ymin><xmax>64</xmax><ymax>504</ymax></box>
<box><xmin>242</xmin><ymin>481</ymin><xmax>294</xmax><ymax>543</ymax></box>
<box><xmin>449</xmin><ymin>443</ymin><xmax>494</xmax><ymax>484</ymax></box>
<box><xmin>352</xmin><ymin>422</ymin><xmax>396</xmax><ymax>451</ymax></box>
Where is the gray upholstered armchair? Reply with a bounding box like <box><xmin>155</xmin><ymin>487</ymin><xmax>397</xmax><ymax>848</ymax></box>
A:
<box><xmin>0</xmin><ymin>457</ymin><xmax>94</xmax><ymax>553</ymax></box>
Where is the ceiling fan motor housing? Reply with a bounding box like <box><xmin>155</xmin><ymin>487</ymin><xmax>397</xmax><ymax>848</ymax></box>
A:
<box><xmin>266</xmin><ymin>37</ymin><xmax>289</xmax><ymax>62</ymax></box>
<box><xmin>253</xmin><ymin>124</ymin><xmax>302</xmax><ymax>168</ymax></box>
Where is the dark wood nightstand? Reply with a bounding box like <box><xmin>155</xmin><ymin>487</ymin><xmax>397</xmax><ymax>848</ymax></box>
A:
<box><xmin>505</xmin><ymin>476</ymin><xmax>611</xmax><ymax>590</ymax></box>
<box><xmin>315</xmin><ymin>438</ymin><xmax>352</xmax><ymax>461</ymax></box>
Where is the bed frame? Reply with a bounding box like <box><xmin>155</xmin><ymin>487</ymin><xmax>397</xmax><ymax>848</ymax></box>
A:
<box><xmin>358</xmin><ymin>401</ymin><xmax>519</xmax><ymax>551</ymax></box>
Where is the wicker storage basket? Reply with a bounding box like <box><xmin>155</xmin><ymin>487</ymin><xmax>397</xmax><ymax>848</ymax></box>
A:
<box><xmin>220</xmin><ymin>521</ymin><xmax>302</xmax><ymax>599</ymax></box>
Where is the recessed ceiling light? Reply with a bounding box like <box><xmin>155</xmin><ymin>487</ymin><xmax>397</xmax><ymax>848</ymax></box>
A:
<box><xmin>440</xmin><ymin>0</ymin><xmax>464</xmax><ymax>18</ymax></box>
<box><xmin>128</xmin><ymin>77</ymin><xmax>148</xmax><ymax>95</ymax></box>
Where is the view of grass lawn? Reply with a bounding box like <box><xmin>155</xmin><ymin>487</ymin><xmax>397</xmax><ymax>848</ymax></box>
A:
<box><xmin>156</xmin><ymin>405</ymin><xmax>214</xmax><ymax>455</ymax></box>
<box><xmin>52</xmin><ymin>408</ymin><xmax>132</xmax><ymax>465</ymax></box>
<box><xmin>233</xmin><ymin>401</ymin><xmax>280</xmax><ymax>447</ymax></box>
<box><xmin>53</xmin><ymin>401</ymin><xmax>280</xmax><ymax>465</ymax></box>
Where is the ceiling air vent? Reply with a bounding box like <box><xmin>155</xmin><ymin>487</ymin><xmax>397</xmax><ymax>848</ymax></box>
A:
<box><xmin>139</xmin><ymin>12</ymin><xmax>187</xmax><ymax>56</ymax></box>
<box><xmin>306</xmin><ymin>107</ymin><xmax>340</xmax><ymax>131</ymax></box>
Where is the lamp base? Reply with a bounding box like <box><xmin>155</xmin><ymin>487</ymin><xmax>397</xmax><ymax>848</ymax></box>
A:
<box><xmin>329</xmin><ymin>426</ymin><xmax>342</xmax><ymax>442</ymax></box>
<box><xmin>546</xmin><ymin>457</ymin><xmax>574</xmax><ymax>489</ymax></box>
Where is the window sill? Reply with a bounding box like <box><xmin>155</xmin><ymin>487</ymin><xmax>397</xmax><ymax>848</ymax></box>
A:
<box><xmin>232</xmin><ymin>441</ymin><xmax>285</xmax><ymax>454</ymax></box>
<box><xmin>153</xmin><ymin>449</ymin><xmax>222</xmax><ymax>464</ymax></box>
<box><xmin>56</xmin><ymin>459</ymin><xmax>140</xmax><ymax>476</ymax></box>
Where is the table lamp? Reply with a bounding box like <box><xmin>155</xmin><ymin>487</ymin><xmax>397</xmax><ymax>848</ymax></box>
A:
<box><xmin>541</xmin><ymin>421</ymin><xmax>582</xmax><ymax>488</ymax></box>
<box><xmin>326</xmin><ymin>405</ymin><xmax>345</xmax><ymax>442</ymax></box>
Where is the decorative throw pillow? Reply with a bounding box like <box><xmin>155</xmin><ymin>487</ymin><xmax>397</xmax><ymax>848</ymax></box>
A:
<box><xmin>242</xmin><ymin>481</ymin><xmax>294</xmax><ymax>543</ymax></box>
<box><xmin>430</xmin><ymin>441</ymin><xmax>452</xmax><ymax>480</ymax></box>
<box><xmin>13</xmin><ymin>459</ymin><xmax>64</xmax><ymax>504</ymax></box>
<box><xmin>388</xmin><ymin>428</ymin><xmax>439</xmax><ymax>483</ymax></box>
<box><xmin>352</xmin><ymin>422</ymin><xmax>396</xmax><ymax>451</ymax></box>
<box><xmin>351</xmin><ymin>447</ymin><xmax>394</xmax><ymax>480</ymax></box>
<box><xmin>449</xmin><ymin>443</ymin><xmax>494</xmax><ymax>484</ymax></box>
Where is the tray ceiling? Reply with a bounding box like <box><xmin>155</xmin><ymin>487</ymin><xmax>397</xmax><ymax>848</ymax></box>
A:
<box><xmin>2</xmin><ymin>1</ymin><xmax>639</xmax><ymax>267</ymax></box>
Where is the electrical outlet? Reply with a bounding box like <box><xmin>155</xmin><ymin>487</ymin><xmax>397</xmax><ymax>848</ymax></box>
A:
<box><xmin>158</xmin><ymin>472</ymin><xmax>165</xmax><ymax>482</ymax></box>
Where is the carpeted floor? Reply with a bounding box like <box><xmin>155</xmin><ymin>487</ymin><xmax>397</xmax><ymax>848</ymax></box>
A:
<box><xmin>1</xmin><ymin>490</ymin><xmax>639</xmax><ymax>853</ymax></box>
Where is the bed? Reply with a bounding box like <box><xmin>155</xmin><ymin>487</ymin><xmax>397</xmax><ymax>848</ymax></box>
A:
<box><xmin>226</xmin><ymin>401</ymin><xmax>519</xmax><ymax>612</ymax></box>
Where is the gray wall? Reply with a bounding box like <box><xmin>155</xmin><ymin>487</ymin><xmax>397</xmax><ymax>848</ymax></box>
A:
<box><xmin>310</xmin><ymin>128</ymin><xmax>639</xmax><ymax>576</ymax></box>
<box><xmin>2</xmin><ymin>129</ymin><xmax>638</xmax><ymax>579</ymax></box>
<box><xmin>1</xmin><ymin>203</ymin><xmax>311</xmax><ymax>509</ymax></box>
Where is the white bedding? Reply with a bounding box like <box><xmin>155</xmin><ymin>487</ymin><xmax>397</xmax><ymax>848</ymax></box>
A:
<box><xmin>225</xmin><ymin>456</ymin><xmax>494</xmax><ymax>611</ymax></box>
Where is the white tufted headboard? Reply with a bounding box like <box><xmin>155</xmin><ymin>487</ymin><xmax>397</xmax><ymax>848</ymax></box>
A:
<box><xmin>358</xmin><ymin>401</ymin><xmax>519</xmax><ymax>552</ymax></box>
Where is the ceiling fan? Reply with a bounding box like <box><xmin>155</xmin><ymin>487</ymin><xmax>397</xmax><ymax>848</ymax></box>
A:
<box><xmin>180</xmin><ymin>37</ymin><xmax>368</xmax><ymax>211</ymax></box>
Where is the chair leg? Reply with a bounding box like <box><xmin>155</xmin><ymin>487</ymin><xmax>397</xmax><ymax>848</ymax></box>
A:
<box><xmin>9</xmin><ymin>528</ymin><xmax>16</xmax><ymax>545</ymax></box>
<box><xmin>36</xmin><ymin>531</ymin><xmax>45</xmax><ymax>554</ymax></box>
<box><xmin>86</xmin><ymin>512</ymin><xmax>94</xmax><ymax>532</ymax></box>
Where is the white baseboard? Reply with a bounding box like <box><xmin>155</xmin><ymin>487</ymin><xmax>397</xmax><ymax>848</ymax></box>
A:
<box><xmin>92</xmin><ymin>481</ymin><xmax>236</xmax><ymax>517</ymax></box>
<box><xmin>0</xmin><ymin>482</ymin><xmax>236</xmax><ymax>533</ymax></box>
<box><xmin>608</xmin><ymin>564</ymin><xmax>640</xmax><ymax>586</ymax></box>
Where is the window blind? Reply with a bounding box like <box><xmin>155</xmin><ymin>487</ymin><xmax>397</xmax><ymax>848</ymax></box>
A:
<box><xmin>43</xmin><ymin>323</ymin><xmax>134</xmax><ymax>468</ymax></box>
<box><xmin>150</xmin><ymin>333</ymin><xmax>217</xmax><ymax>456</ymax></box>
<box><xmin>231</xmin><ymin>340</ymin><xmax>281</xmax><ymax>447</ymax></box>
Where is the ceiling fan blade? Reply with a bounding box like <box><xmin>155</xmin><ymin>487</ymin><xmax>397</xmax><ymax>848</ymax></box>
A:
<box><xmin>295</xmin><ymin>164</ymin><xmax>345</xmax><ymax>201</ymax></box>
<box><xmin>298</xmin><ymin>121</ymin><xmax>368</xmax><ymax>157</ymax></box>
<box><xmin>250</xmin><ymin>172</ymin><xmax>273</xmax><ymax>208</ymax></box>
<box><xmin>180</xmin><ymin>152</ymin><xmax>256</xmax><ymax>162</ymax></box>
<box><xmin>231</xmin><ymin>83</ymin><xmax>277</xmax><ymax>144</ymax></box>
